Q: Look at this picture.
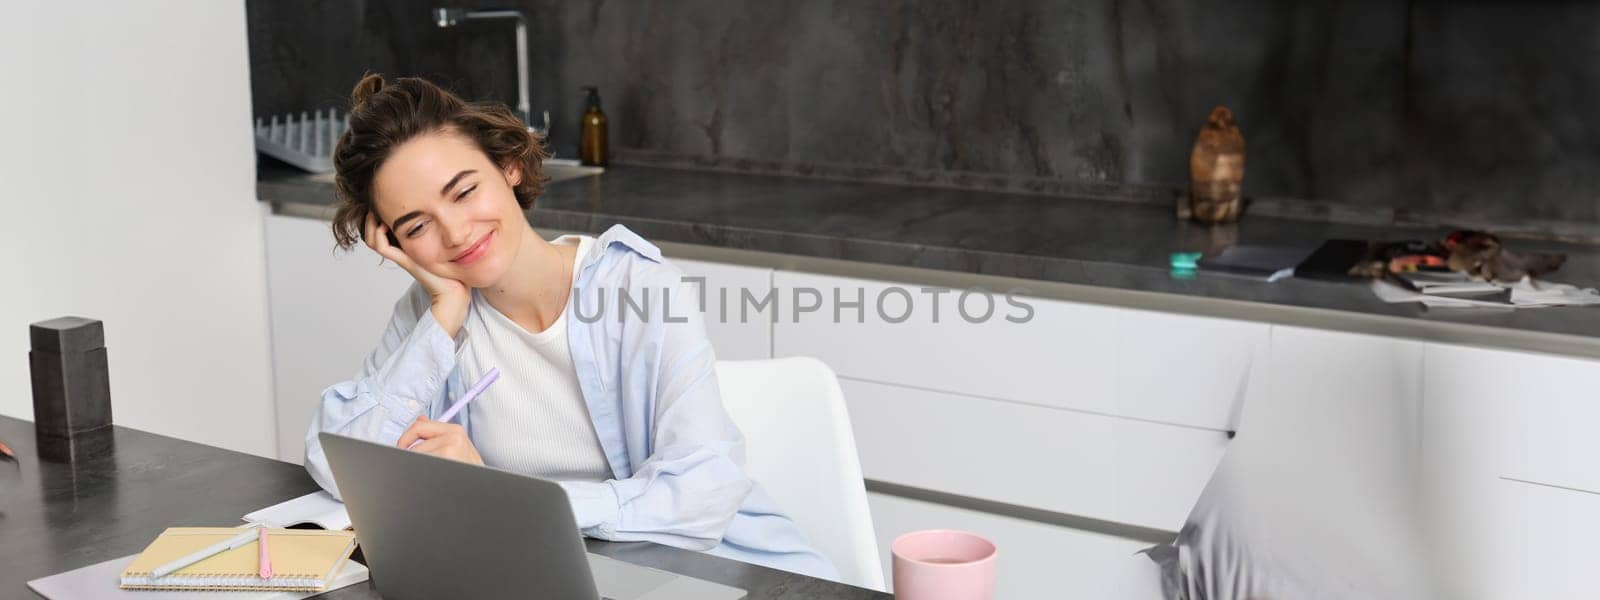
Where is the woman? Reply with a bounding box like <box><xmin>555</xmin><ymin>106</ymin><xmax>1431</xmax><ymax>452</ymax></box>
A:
<box><xmin>302</xmin><ymin>74</ymin><xmax>836</xmax><ymax>580</ymax></box>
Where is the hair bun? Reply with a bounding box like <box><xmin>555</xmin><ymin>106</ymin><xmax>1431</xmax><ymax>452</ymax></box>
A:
<box><xmin>350</xmin><ymin>72</ymin><xmax>386</xmax><ymax>109</ymax></box>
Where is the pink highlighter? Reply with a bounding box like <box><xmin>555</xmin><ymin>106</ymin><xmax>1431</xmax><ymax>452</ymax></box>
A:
<box><xmin>257</xmin><ymin>526</ymin><xmax>273</xmax><ymax>579</ymax></box>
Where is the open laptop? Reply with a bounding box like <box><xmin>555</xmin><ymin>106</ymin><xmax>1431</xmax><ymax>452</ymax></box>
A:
<box><xmin>318</xmin><ymin>432</ymin><xmax>746</xmax><ymax>600</ymax></box>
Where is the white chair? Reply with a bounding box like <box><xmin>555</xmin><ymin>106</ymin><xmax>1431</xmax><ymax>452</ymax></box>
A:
<box><xmin>715</xmin><ymin>357</ymin><xmax>885</xmax><ymax>591</ymax></box>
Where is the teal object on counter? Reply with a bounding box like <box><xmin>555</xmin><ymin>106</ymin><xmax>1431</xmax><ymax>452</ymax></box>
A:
<box><xmin>1170</xmin><ymin>252</ymin><xmax>1202</xmax><ymax>270</ymax></box>
<box><xmin>1170</xmin><ymin>251</ymin><xmax>1201</xmax><ymax>280</ymax></box>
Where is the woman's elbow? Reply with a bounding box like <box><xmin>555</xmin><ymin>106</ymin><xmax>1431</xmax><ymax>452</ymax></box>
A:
<box><xmin>687</xmin><ymin>475</ymin><xmax>754</xmax><ymax>545</ymax></box>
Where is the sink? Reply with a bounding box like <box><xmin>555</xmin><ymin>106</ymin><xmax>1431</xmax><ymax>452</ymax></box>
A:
<box><xmin>304</xmin><ymin>158</ymin><xmax>601</xmax><ymax>185</ymax></box>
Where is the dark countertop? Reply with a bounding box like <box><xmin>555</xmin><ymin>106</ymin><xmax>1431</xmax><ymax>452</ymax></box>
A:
<box><xmin>259</xmin><ymin>160</ymin><xmax>1600</xmax><ymax>358</ymax></box>
<box><xmin>0</xmin><ymin>416</ymin><xmax>885</xmax><ymax>598</ymax></box>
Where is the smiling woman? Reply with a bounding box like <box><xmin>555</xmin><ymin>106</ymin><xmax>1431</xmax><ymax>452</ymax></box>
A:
<box><xmin>303</xmin><ymin>74</ymin><xmax>839</xmax><ymax>581</ymax></box>
<box><xmin>330</xmin><ymin>74</ymin><xmax>548</xmax><ymax>250</ymax></box>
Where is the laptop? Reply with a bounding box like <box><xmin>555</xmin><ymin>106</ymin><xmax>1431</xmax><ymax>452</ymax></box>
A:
<box><xmin>318</xmin><ymin>432</ymin><xmax>746</xmax><ymax>600</ymax></box>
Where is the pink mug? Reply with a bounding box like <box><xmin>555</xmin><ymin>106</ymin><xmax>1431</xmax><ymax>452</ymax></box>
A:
<box><xmin>891</xmin><ymin>529</ymin><xmax>998</xmax><ymax>599</ymax></box>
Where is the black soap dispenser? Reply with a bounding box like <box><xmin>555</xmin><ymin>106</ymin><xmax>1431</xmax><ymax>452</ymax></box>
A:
<box><xmin>579</xmin><ymin>86</ymin><xmax>608</xmax><ymax>167</ymax></box>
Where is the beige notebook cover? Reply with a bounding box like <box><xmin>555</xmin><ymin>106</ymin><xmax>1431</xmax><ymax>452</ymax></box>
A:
<box><xmin>120</xmin><ymin>527</ymin><xmax>357</xmax><ymax>591</ymax></box>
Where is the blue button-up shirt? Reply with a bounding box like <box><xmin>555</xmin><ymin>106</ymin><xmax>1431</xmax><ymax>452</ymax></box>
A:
<box><xmin>304</xmin><ymin>224</ymin><xmax>838</xmax><ymax>581</ymax></box>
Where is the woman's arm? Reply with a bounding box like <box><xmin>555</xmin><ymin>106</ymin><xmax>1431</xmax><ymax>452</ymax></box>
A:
<box><xmin>303</xmin><ymin>283</ymin><xmax>466</xmax><ymax>499</ymax></box>
<box><xmin>559</xmin><ymin>274</ymin><xmax>755</xmax><ymax>551</ymax></box>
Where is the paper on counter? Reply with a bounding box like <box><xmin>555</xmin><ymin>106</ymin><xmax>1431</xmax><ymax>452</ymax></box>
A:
<box><xmin>1503</xmin><ymin>277</ymin><xmax>1600</xmax><ymax>307</ymax></box>
<box><xmin>1371</xmin><ymin>277</ymin><xmax>1600</xmax><ymax>309</ymax></box>
<box><xmin>1370</xmin><ymin>281</ymin><xmax>1511</xmax><ymax>308</ymax></box>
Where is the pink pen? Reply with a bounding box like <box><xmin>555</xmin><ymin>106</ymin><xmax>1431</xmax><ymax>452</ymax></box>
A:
<box><xmin>406</xmin><ymin>367</ymin><xmax>500</xmax><ymax>450</ymax></box>
<box><xmin>257</xmin><ymin>527</ymin><xmax>273</xmax><ymax>579</ymax></box>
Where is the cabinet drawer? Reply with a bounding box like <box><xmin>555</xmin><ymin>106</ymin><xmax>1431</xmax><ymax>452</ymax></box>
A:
<box><xmin>1426</xmin><ymin>341</ymin><xmax>1600</xmax><ymax>494</ymax></box>
<box><xmin>1500</xmin><ymin>353</ymin><xmax>1600</xmax><ymax>494</ymax></box>
<box><xmin>868</xmin><ymin>492</ymin><xmax>1152</xmax><ymax>599</ymax></box>
<box><xmin>1115</xmin><ymin>308</ymin><xmax>1268</xmax><ymax>431</ymax></box>
<box><xmin>1416</xmin><ymin>467</ymin><xmax>1600</xmax><ymax>598</ymax></box>
<box><xmin>1498</xmin><ymin>480</ymin><xmax>1600</xmax><ymax>598</ymax></box>
<box><xmin>844</xmin><ymin>379</ymin><xmax>1227</xmax><ymax>530</ymax></box>
<box><xmin>775</xmin><ymin>270</ymin><xmax>1121</xmax><ymax>415</ymax></box>
<box><xmin>774</xmin><ymin>270</ymin><xmax>1259</xmax><ymax>429</ymax></box>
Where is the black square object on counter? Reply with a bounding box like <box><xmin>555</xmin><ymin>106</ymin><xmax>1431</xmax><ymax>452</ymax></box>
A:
<box><xmin>1294</xmin><ymin>239</ymin><xmax>1395</xmax><ymax>282</ymax></box>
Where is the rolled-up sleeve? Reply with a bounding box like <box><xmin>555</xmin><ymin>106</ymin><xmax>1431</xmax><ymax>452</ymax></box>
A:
<box><xmin>303</xmin><ymin>284</ymin><xmax>468</xmax><ymax>499</ymax></box>
<box><xmin>559</xmin><ymin>274</ymin><xmax>753</xmax><ymax>550</ymax></box>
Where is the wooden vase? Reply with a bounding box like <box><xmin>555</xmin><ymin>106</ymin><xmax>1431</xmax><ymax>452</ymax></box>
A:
<box><xmin>1188</xmin><ymin>106</ymin><xmax>1246</xmax><ymax>224</ymax></box>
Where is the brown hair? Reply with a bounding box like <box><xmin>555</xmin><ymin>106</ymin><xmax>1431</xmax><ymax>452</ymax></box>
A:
<box><xmin>330</xmin><ymin>73</ymin><xmax>550</xmax><ymax>250</ymax></box>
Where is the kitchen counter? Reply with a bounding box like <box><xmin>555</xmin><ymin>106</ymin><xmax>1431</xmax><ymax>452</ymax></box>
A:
<box><xmin>258</xmin><ymin>159</ymin><xmax>1600</xmax><ymax>359</ymax></box>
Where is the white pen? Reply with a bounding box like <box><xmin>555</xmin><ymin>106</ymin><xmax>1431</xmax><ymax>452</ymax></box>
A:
<box><xmin>150</xmin><ymin>526</ymin><xmax>262</xmax><ymax>579</ymax></box>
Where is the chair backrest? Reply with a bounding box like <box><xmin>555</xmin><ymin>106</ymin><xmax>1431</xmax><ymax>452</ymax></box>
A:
<box><xmin>1166</xmin><ymin>331</ymin><xmax>1433</xmax><ymax>599</ymax></box>
<box><xmin>715</xmin><ymin>357</ymin><xmax>884</xmax><ymax>591</ymax></box>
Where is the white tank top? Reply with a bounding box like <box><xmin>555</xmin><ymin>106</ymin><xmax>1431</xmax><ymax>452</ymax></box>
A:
<box><xmin>460</xmin><ymin>235</ymin><xmax>612</xmax><ymax>482</ymax></box>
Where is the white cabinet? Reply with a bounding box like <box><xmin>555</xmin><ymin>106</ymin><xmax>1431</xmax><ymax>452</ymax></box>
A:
<box><xmin>264</xmin><ymin>214</ymin><xmax>413</xmax><ymax>464</ymax></box>
<box><xmin>843</xmin><ymin>378</ymin><xmax>1225</xmax><ymax>531</ymax></box>
<box><xmin>1419</xmin><ymin>342</ymin><xmax>1509</xmax><ymax>597</ymax></box>
<box><xmin>774</xmin><ymin>271</ymin><xmax>1262</xmax><ymax>431</ymax></box>
<box><xmin>1500</xmin><ymin>479</ymin><xmax>1600</xmax><ymax>598</ymax></box>
<box><xmin>663</xmin><ymin>257</ymin><xmax>772</xmax><ymax>361</ymax></box>
<box><xmin>867</xmin><ymin>492</ymin><xmax>1152</xmax><ymax>599</ymax></box>
<box><xmin>845</xmin><ymin>378</ymin><xmax>1117</xmax><ymax>521</ymax></box>
<box><xmin>1423</xmin><ymin>341</ymin><xmax>1600</xmax><ymax>506</ymax></box>
<box><xmin>1256</xmin><ymin>326</ymin><xmax>1424</xmax><ymax>487</ymax></box>
<box><xmin>1111</xmin><ymin>415</ymin><xmax>1228</xmax><ymax>531</ymax></box>
<box><xmin>774</xmin><ymin>271</ymin><xmax>1122</xmax><ymax>416</ymax></box>
<box><xmin>1256</xmin><ymin>325</ymin><xmax>1423</xmax><ymax>457</ymax></box>
<box><xmin>1422</xmin><ymin>341</ymin><xmax>1600</xmax><ymax>598</ymax></box>
<box><xmin>1115</xmin><ymin>308</ymin><xmax>1268</xmax><ymax>431</ymax></box>
<box><xmin>769</xmin><ymin>269</ymin><xmax>1244</xmax><ymax>533</ymax></box>
<box><xmin>1484</xmin><ymin>348</ymin><xmax>1600</xmax><ymax>494</ymax></box>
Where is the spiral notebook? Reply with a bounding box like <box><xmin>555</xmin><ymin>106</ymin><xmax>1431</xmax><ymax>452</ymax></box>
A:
<box><xmin>28</xmin><ymin>553</ymin><xmax>368</xmax><ymax>599</ymax></box>
<box><xmin>119</xmin><ymin>527</ymin><xmax>357</xmax><ymax>591</ymax></box>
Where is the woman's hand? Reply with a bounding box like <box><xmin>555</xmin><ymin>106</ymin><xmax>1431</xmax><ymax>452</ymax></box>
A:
<box><xmin>396</xmin><ymin>416</ymin><xmax>484</xmax><ymax>466</ymax></box>
<box><xmin>364</xmin><ymin>211</ymin><xmax>470</xmax><ymax>336</ymax></box>
<box><xmin>0</xmin><ymin>437</ymin><xmax>13</xmax><ymax>458</ymax></box>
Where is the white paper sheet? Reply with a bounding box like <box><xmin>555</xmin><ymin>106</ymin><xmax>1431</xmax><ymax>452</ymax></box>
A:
<box><xmin>242</xmin><ymin>491</ymin><xmax>351</xmax><ymax>530</ymax></box>
<box><xmin>1371</xmin><ymin>277</ymin><xmax>1600</xmax><ymax>309</ymax></box>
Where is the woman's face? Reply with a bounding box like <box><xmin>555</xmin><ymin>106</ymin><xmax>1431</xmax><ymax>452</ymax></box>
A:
<box><xmin>371</xmin><ymin>129</ymin><xmax>525</xmax><ymax>288</ymax></box>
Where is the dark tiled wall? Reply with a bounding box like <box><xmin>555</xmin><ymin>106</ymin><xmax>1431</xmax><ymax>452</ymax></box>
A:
<box><xmin>246</xmin><ymin>0</ymin><xmax>1600</xmax><ymax>228</ymax></box>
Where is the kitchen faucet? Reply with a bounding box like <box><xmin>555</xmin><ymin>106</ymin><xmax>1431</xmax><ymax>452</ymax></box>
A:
<box><xmin>432</xmin><ymin>7</ymin><xmax>549</xmax><ymax>136</ymax></box>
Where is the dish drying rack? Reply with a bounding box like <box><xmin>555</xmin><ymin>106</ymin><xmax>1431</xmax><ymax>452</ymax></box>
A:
<box><xmin>254</xmin><ymin>109</ymin><xmax>347</xmax><ymax>174</ymax></box>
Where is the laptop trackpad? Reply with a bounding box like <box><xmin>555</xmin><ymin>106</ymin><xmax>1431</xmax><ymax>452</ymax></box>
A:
<box><xmin>588</xmin><ymin>554</ymin><xmax>676</xmax><ymax>599</ymax></box>
<box><xmin>587</xmin><ymin>554</ymin><xmax>746</xmax><ymax>600</ymax></box>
